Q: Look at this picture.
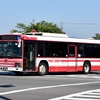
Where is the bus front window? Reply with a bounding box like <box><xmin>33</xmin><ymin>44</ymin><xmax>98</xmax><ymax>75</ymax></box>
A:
<box><xmin>0</xmin><ymin>42</ymin><xmax>22</xmax><ymax>58</ymax></box>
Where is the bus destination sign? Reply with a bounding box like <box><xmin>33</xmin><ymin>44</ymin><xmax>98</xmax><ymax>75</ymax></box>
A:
<box><xmin>0</xmin><ymin>36</ymin><xmax>19</xmax><ymax>40</ymax></box>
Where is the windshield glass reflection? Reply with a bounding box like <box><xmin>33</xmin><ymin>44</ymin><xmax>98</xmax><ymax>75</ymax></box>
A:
<box><xmin>0</xmin><ymin>42</ymin><xmax>22</xmax><ymax>58</ymax></box>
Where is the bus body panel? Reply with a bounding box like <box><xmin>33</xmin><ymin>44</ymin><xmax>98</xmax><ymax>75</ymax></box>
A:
<box><xmin>35</xmin><ymin>57</ymin><xmax>100</xmax><ymax>73</ymax></box>
<box><xmin>0</xmin><ymin>33</ymin><xmax>100</xmax><ymax>75</ymax></box>
<box><xmin>0</xmin><ymin>58</ymin><xmax>23</xmax><ymax>71</ymax></box>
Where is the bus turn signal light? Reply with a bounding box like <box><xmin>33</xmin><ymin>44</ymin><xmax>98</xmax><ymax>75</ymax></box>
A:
<box><xmin>15</xmin><ymin>63</ymin><xmax>23</xmax><ymax>68</ymax></box>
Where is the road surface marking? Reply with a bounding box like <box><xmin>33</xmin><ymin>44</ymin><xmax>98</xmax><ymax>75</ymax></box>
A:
<box><xmin>49</xmin><ymin>89</ymin><xmax>100</xmax><ymax>100</ymax></box>
<box><xmin>0</xmin><ymin>81</ymin><xmax>100</xmax><ymax>96</ymax></box>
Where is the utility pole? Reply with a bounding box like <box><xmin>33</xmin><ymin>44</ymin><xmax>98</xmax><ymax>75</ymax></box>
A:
<box><xmin>32</xmin><ymin>19</ymin><xmax>35</xmax><ymax>32</ymax></box>
<box><xmin>32</xmin><ymin>19</ymin><xmax>35</xmax><ymax>24</ymax></box>
<box><xmin>17</xmin><ymin>18</ymin><xmax>20</xmax><ymax>23</ymax></box>
<box><xmin>61</xmin><ymin>20</ymin><xmax>63</xmax><ymax>32</ymax></box>
<box><xmin>17</xmin><ymin>18</ymin><xmax>20</xmax><ymax>32</ymax></box>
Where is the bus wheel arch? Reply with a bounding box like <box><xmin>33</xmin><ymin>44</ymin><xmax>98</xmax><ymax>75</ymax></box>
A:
<box><xmin>38</xmin><ymin>60</ymin><xmax>49</xmax><ymax>76</ymax></box>
<box><xmin>83</xmin><ymin>61</ymin><xmax>91</xmax><ymax>74</ymax></box>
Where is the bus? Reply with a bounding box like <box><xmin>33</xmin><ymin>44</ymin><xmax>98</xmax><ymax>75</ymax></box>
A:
<box><xmin>0</xmin><ymin>32</ymin><xmax>100</xmax><ymax>75</ymax></box>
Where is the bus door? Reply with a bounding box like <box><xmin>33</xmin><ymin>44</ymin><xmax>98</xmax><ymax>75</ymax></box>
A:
<box><xmin>68</xmin><ymin>44</ymin><xmax>78</xmax><ymax>71</ymax></box>
<box><xmin>24</xmin><ymin>42</ymin><xmax>35</xmax><ymax>71</ymax></box>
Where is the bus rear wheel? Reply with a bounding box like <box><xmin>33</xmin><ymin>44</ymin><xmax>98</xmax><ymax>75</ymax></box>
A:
<box><xmin>83</xmin><ymin>62</ymin><xmax>90</xmax><ymax>74</ymax></box>
<box><xmin>38</xmin><ymin>62</ymin><xmax>48</xmax><ymax>76</ymax></box>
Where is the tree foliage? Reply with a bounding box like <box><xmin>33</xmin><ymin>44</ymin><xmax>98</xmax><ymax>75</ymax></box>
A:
<box><xmin>10</xmin><ymin>21</ymin><xmax>63</xmax><ymax>34</ymax></box>
<box><xmin>92</xmin><ymin>33</ymin><xmax>100</xmax><ymax>40</ymax></box>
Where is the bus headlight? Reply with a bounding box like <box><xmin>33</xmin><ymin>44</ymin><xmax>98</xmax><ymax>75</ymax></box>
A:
<box><xmin>15</xmin><ymin>63</ymin><xmax>23</xmax><ymax>68</ymax></box>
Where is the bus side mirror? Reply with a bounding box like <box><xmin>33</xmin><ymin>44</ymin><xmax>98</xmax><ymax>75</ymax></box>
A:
<box><xmin>18</xmin><ymin>43</ymin><xmax>21</xmax><ymax>47</ymax></box>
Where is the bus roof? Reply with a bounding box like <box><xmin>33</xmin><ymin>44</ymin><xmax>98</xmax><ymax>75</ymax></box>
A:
<box><xmin>0</xmin><ymin>32</ymin><xmax>100</xmax><ymax>44</ymax></box>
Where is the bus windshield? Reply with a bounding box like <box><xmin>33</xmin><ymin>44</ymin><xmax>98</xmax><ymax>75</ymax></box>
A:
<box><xmin>0</xmin><ymin>41</ymin><xmax>22</xmax><ymax>58</ymax></box>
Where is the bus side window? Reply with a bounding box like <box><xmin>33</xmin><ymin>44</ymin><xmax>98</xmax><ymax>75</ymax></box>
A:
<box><xmin>69</xmin><ymin>46</ymin><xmax>75</xmax><ymax>57</ymax></box>
<box><xmin>24</xmin><ymin>44</ymin><xmax>28</xmax><ymax>58</ymax></box>
<box><xmin>59</xmin><ymin>43</ymin><xmax>68</xmax><ymax>57</ymax></box>
<box><xmin>38</xmin><ymin>42</ymin><xmax>43</xmax><ymax>56</ymax></box>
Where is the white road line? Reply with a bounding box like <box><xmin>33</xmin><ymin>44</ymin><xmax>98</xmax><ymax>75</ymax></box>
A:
<box><xmin>49</xmin><ymin>89</ymin><xmax>100</xmax><ymax>100</ymax></box>
<box><xmin>64</xmin><ymin>75</ymin><xmax>100</xmax><ymax>79</ymax></box>
<box><xmin>65</xmin><ymin>98</ymin><xmax>97</xmax><ymax>100</ymax></box>
<box><xmin>64</xmin><ymin>98</ymin><xmax>96</xmax><ymax>100</ymax></box>
<box><xmin>0</xmin><ymin>81</ymin><xmax>100</xmax><ymax>96</ymax></box>
<box><xmin>87</xmin><ymin>92</ymin><xmax>100</xmax><ymax>95</ymax></box>
<box><xmin>77</xmin><ymin>94</ymin><xmax>100</xmax><ymax>98</ymax></box>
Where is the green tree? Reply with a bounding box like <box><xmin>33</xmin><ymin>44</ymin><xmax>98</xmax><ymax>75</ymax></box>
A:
<box><xmin>92</xmin><ymin>33</ymin><xmax>100</xmax><ymax>40</ymax></box>
<box><xmin>10</xmin><ymin>21</ymin><xmax>63</xmax><ymax>34</ymax></box>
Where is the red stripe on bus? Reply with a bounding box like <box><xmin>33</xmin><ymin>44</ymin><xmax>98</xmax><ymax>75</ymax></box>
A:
<box><xmin>35</xmin><ymin>65</ymin><xmax>100</xmax><ymax>72</ymax></box>
<box><xmin>61</xmin><ymin>60</ymin><xmax>68</xmax><ymax>62</ymax></box>
<box><xmin>91</xmin><ymin>66</ymin><xmax>100</xmax><ymax>70</ymax></box>
<box><xmin>48</xmin><ymin>60</ymin><xmax>53</xmax><ymax>62</ymax></box>
<box><xmin>55</xmin><ymin>60</ymin><xmax>60</xmax><ymax>62</ymax></box>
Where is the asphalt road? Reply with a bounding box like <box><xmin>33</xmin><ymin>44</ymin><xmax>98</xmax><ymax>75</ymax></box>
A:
<box><xmin>0</xmin><ymin>71</ymin><xmax>100</xmax><ymax>100</ymax></box>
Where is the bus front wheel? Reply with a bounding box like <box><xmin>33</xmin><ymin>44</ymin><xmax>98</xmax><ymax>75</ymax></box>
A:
<box><xmin>38</xmin><ymin>63</ymin><xmax>48</xmax><ymax>76</ymax></box>
<box><xmin>83</xmin><ymin>62</ymin><xmax>90</xmax><ymax>74</ymax></box>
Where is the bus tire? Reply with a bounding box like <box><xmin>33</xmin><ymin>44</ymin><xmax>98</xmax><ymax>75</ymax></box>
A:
<box><xmin>83</xmin><ymin>62</ymin><xmax>90</xmax><ymax>74</ymax></box>
<box><xmin>38</xmin><ymin>62</ymin><xmax>47</xmax><ymax>76</ymax></box>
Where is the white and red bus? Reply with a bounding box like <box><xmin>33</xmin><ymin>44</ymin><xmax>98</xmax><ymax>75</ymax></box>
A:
<box><xmin>0</xmin><ymin>32</ymin><xmax>100</xmax><ymax>75</ymax></box>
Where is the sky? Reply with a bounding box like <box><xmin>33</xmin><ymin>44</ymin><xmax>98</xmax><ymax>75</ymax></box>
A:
<box><xmin>0</xmin><ymin>0</ymin><xmax>100</xmax><ymax>38</ymax></box>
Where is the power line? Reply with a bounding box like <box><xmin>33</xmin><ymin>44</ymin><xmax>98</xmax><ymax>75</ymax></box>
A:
<box><xmin>62</xmin><ymin>22</ymin><xmax>100</xmax><ymax>25</ymax></box>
